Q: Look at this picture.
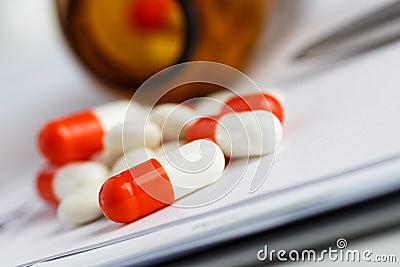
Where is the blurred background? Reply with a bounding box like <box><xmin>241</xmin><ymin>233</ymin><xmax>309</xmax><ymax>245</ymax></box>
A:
<box><xmin>0</xmin><ymin>0</ymin><xmax>384</xmax><ymax>179</ymax></box>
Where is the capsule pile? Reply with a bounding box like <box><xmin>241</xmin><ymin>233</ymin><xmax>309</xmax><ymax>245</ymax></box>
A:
<box><xmin>35</xmin><ymin>90</ymin><xmax>284</xmax><ymax>225</ymax></box>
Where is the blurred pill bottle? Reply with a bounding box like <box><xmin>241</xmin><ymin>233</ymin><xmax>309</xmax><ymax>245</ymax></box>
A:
<box><xmin>56</xmin><ymin>0</ymin><xmax>270</xmax><ymax>102</ymax></box>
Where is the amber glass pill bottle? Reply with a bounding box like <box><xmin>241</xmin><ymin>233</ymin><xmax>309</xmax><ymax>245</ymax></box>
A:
<box><xmin>56</xmin><ymin>0</ymin><xmax>269</xmax><ymax>102</ymax></box>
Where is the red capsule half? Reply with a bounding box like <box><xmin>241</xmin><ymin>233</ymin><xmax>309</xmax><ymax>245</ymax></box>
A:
<box><xmin>99</xmin><ymin>159</ymin><xmax>175</xmax><ymax>223</ymax></box>
<box><xmin>36</xmin><ymin>165</ymin><xmax>60</xmax><ymax>205</ymax></box>
<box><xmin>221</xmin><ymin>92</ymin><xmax>284</xmax><ymax>123</ymax></box>
<box><xmin>39</xmin><ymin>112</ymin><xmax>104</xmax><ymax>164</ymax></box>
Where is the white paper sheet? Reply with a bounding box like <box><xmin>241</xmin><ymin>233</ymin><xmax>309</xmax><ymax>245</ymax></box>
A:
<box><xmin>1</xmin><ymin>1</ymin><xmax>399</xmax><ymax>266</ymax></box>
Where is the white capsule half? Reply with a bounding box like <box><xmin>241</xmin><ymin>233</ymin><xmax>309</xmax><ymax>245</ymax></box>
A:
<box><xmin>154</xmin><ymin>140</ymin><xmax>184</xmax><ymax>157</ymax></box>
<box><xmin>53</xmin><ymin>161</ymin><xmax>109</xmax><ymax>200</ymax></box>
<box><xmin>215</xmin><ymin>110</ymin><xmax>283</xmax><ymax>158</ymax></box>
<box><xmin>111</xmin><ymin>148</ymin><xmax>157</xmax><ymax>176</ymax></box>
<box><xmin>91</xmin><ymin>149</ymin><xmax>121</xmax><ymax>168</ymax></box>
<box><xmin>57</xmin><ymin>181</ymin><xmax>104</xmax><ymax>225</ymax></box>
<box><xmin>156</xmin><ymin>139</ymin><xmax>225</xmax><ymax>199</ymax></box>
<box><xmin>92</xmin><ymin>100</ymin><xmax>132</xmax><ymax>131</ymax></box>
<box><xmin>150</xmin><ymin>103</ymin><xmax>198</xmax><ymax>141</ymax></box>
<box><xmin>104</xmin><ymin>120</ymin><xmax>161</xmax><ymax>156</ymax></box>
<box><xmin>194</xmin><ymin>90</ymin><xmax>235</xmax><ymax>116</ymax></box>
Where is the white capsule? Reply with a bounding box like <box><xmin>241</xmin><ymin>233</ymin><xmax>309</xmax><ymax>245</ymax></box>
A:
<box><xmin>104</xmin><ymin>120</ymin><xmax>161</xmax><ymax>156</ymax></box>
<box><xmin>150</xmin><ymin>103</ymin><xmax>198</xmax><ymax>141</ymax></box>
<box><xmin>57</xmin><ymin>181</ymin><xmax>104</xmax><ymax>225</ymax></box>
<box><xmin>53</xmin><ymin>161</ymin><xmax>109</xmax><ymax>200</ymax></box>
<box><xmin>154</xmin><ymin>140</ymin><xmax>184</xmax><ymax>156</ymax></box>
<box><xmin>110</xmin><ymin>148</ymin><xmax>157</xmax><ymax>176</ymax></box>
<box><xmin>157</xmin><ymin>139</ymin><xmax>225</xmax><ymax>199</ymax></box>
<box><xmin>194</xmin><ymin>90</ymin><xmax>235</xmax><ymax>116</ymax></box>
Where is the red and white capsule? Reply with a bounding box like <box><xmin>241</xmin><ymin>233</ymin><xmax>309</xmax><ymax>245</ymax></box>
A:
<box><xmin>38</xmin><ymin>100</ymin><xmax>136</xmax><ymax>164</ymax></box>
<box><xmin>186</xmin><ymin>110</ymin><xmax>283</xmax><ymax>158</ymax></box>
<box><xmin>36</xmin><ymin>161</ymin><xmax>109</xmax><ymax>205</ymax></box>
<box><xmin>99</xmin><ymin>140</ymin><xmax>225</xmax><ymax>223</ymax></box>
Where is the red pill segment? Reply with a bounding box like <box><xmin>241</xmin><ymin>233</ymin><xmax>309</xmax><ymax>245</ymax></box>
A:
<box><xmin>99</xmin><ymin>140</ymin><xmax>225</xmax><ymax>223</ymax></box>
<box><xmin>36</xmin><ymin>165</ymin><xmax>59</xmax><ymax>205</ymax></box>
<box><xmin>39</xmin><ymin>112</ymin><xmax>104</xmax><ymax>164</ymax></box>
<box><xmin>99</xmin><ymin>159</ymin><xmax>174</xmax><ymax>223</ymax></box>
<box><xmin>38</xmin><ymin>100</ymin><xmax>129</xmax><ymax>164</ymax></box>
<box><xmin>221</xmin><ymin>92</ymin><xmax>284</xmax><ymax>123</ymax></box>
<box><xmin>182</xmin><ymin>116</ymin><xmax>220</xmax><ymax>145</ymax></box>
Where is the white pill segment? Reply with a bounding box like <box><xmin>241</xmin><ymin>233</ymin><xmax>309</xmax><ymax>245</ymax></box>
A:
<box><xmin>110</xmin><ymin>148</ymin><xmax>156</xmax><ymax>176</ymax></box>
<box><xmin>154</xmin><ymin>140</ymin><xmax>184</xmax><ymax>156</ymax></box>
<box><xmin>194</xmin><ymin>90</ymin><xmax>235</xmax><ymax>116</ymax></box>
<box><xmin>104</xmin><ymin>120</ymin><xmax>161</xmax><ymax>156</ymax></box>
<box><xmin>57</xmin><ymin>181</ymin><xmax>104</xmax><ymax>225</ymax></box>
<box><xmin>53</xmin><ymin>161</ymin><xmax>109</xmax><ymax>200</ymax></box>
<box><xmin>99</xmin><ymin>139</ymin><xmax>225</xmax><ymax>223</ymax></box>
<box><xmin>187</xmin><ymin>110</ymin><xmax>283</xmax><ymax>158</ymax></box>
<box><xmin>156</xmin><ymin>139</ymin><xmax>225</xmax><ymax>199</ymax></box>
<box><xmin>150</xmin><ymin>103</ymin><xmax>198</xmax><ymax>141</ymax></box>
<box><xmin>216</xmin><ymin>111</ymin><xmax>283</xmax><ymax>157</ymax></box>
<box><xmin>91</xmin><ymin>149</ymin><xmax>121</xmax><ymax>168</ymax></box>
<box><xmin>123</xmin><ymin>120</ymin><xmax>161</xmax><ymax>149</ymax></box>
<box><xmin>92</xmin><ymin>100</ymin><xmax>141</xmax><ymax>131</ymax></box>
<box><xmin>138</xmin><ymin>105</ymin><xmax>153</xmax><ymax>116</ymax></box>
